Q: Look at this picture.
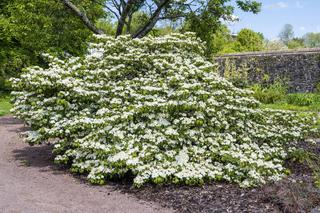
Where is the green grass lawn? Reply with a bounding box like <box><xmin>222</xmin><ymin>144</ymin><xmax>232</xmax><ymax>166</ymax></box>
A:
<box><xmin>257</xmin><ymin>92</ymin><xmax>320</xmax><ymax>113</ymax></box>
<box><xmin>0</xmin><ymin>94</ymin><xmax>12</xmax><ymax>116</ymax></box>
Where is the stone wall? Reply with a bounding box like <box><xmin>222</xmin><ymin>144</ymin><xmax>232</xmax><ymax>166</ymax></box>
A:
<box><xmin>215</xmin><ymin>48</ymin><xmax>320</xmax><ymax>92</ymax></box>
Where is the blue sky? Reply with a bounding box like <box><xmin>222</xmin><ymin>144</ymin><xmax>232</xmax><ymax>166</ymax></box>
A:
<box><xmin>229</xmin><ymin>0</ymin><xmax>320</xmax><ymax>40</ymax></box>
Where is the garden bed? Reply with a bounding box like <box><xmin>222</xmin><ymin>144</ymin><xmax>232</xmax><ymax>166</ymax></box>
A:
<box><xmin>107</xmin><ymin>141</ymin><xmax>320</xmax><ymax>213</ymax></box>
<box><xmin>2</xmin><ymin>115</ymin><xmax>318</xmax><ymax>212</ymax></box>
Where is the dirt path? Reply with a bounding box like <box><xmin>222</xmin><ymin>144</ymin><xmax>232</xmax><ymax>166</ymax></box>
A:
<box><xmin>0</xmin><ymin>116</ymin><xmax>172</xmax><ymax>213</ymax></box>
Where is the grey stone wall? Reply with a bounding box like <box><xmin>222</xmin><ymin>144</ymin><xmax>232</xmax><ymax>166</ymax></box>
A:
<box><xmin>215</xmin><ymin>48</ymin><xmax>320</xmax><ymax>92</ymax></box>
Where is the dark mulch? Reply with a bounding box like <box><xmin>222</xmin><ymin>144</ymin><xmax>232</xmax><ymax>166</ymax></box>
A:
<box><xmin>111</xmin><ymin>140</ymin><xmax>320</xmax><ymax>213</ymax></box>
<box><xmin>113</xmin><ymin>174</ymin><xmax>320</xmax><ymax>213</ymax></box>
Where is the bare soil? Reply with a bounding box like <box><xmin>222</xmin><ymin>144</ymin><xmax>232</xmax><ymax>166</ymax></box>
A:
<box><xmin>1</xmin><ymin>115</ymin><xmax>320</xmax><ymax>213</ymax></box>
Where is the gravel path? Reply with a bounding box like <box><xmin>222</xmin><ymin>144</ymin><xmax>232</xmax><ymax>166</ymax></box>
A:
<box><xmin>0</xmin><ymin>116</ymin><xmax>172</xmax><ymax>213</ymax></box>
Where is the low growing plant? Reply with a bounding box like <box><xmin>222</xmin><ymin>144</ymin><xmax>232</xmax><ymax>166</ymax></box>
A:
<box><xmin>10</xmin><ymin>33</ymin><xmax>318</xmax><ymax>187</ymax></box>
<box><xmin>251</xmin><ymin>82</ymin><xmax>287</xmax><ymax>104</ymax></box>
<box><xmin>288</xmin><ymin>147</ymin><xmax>320</xmax><ymax>188</ymax></box>
<box><xmin>0</xmin><ymin>92</ymin><xmax>12</xmax><ymax>116</ymax></box>
<box><xmin>287</xmin><ymin>93</ymin><xmax>320</xmax><ymax>106</ymax></box>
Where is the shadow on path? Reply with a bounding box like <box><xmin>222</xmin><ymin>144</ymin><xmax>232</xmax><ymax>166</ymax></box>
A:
<box><xmin>0</xmin><ymin>116</ymin><xmax>22</xmax><ymax>125</ymax></box>
<box><xmin>12</xmin><ymin>144</ymin><xmax>69</xmax><ymax>175</ymax></box>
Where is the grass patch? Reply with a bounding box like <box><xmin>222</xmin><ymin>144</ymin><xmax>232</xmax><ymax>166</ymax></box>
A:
<box><xmin>251</xmin><ymin>83</ymin><xmax>320</xmax><ymax>112</ymax></box>
<box><xmin>261</xmin><ymin>103</ymin><xmax>320</xmax><ymax>112</ymax></box>
<box><xmin>0</xmin><ymin>92</ymin><xmax>12</xmax><ymax>116</ymax></box>
<box><xmin>251</xmin><ymin>82</ymin><xmax>287</xmax><ymax>104</ymax></box>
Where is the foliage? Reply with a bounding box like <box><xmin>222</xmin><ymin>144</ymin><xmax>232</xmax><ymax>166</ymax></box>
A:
<box><xmin>251</xmin><ymin>85</ymin><xmax>320</xmax><ymax>111</ymax></box>
<box><xmin>182</xmin><ymin>0</ymin><xmax>261</xmax><ymax>56</ymax></box>
<box><xmin>207</xmin><ymin>25</ymin><xmax>247</xmax><ymax>55</ymax></box>
<box><xmin>316</xmin><ymin>82</ymin><xmax>320</xmax><ymax>94</ymax></box>
<box><xmin>234</xmin><ymin>28</ymin><xmax>264</xmax><ymax>52</ymax></box>
<box><xmin>0</xmin><ymin>0</ymin><xmax>262</xmax><ymax>87</ymax></box>
<box><xmin>151</xmin><ymin>25</ymin><xmax>178</xmax><ymax>37</ymax></box>
<box><xmin>288</xmin><ymin>147</ymin><xmax>320</xmax><ymax>188</ymax></box>
<box><xmin>303</xmin><ymin>32</ymin><xmax>320</xmax><ymax>48</ymax></box>
<box><xmin>262</xmin><ymin>93</ymin><xmax>320</xmax><ymax>113</ymax></box>
<box><xmin>11</xmin><ymin>33</ymin><xmax>317</xmax><ymax>188</ymax></box>
<box><xmin>96</xmin><ymin>14</ymin><xmax>178</xmax><ymax>37</ymax></box>
<box><xmin>251</xmin><ymin>82</ymin><xmax>287</xmax><ymax>104</ymax></box>
<box><xmin>0</xmin><ymin>0</ymin><xmax>105</xmax><ymax>90</ymax></box>
<box><xmin>263</xmin><ymin>40</ymin><xmax>288</xmax><ymax>51</ymax></box>
<box><xmin>287</xmin><ymin>38</ymin><xmax>304</xmax><ymax>49</ymax></box>
<box><xmin>287</xmin><ymin>93</ymin><xmax>320</xmax><ymax>107</ymax></box>
<box><xmin>96</xmin><ymin>19</ymin><xmax>117</xmax><ymax>35</ymax></box>
<box><xmin>0</xmin><ymin>93</ymin><xmax>11</xmax><ymax>116</ymax></box>
<box><xmin>127</xmin><ymin>12</ymin><xmax>150</xmax><ymax>35</ymax></box>
<box><xmin>216</xmin><ymin>28</ymin><xmax>264</xmax><ymax>54</ymax></box>
<box><xmin>208</xmin><ymin>26</ymin><xmax>233</xmax><ymax>55</ymax></box>
<box><xmin>96</xmin><ymin>0</ymin><xmax>262</xmax><ymax>39</ymax></box>
<box><xmin>279</xmin><ymin>24</ymin><xmax>294</xmax><ymax>45</ymax></box>
<box><xmin>275</xmin><ymin>24</ymin><xmax>320</xmax><ymax>49</ymax></box>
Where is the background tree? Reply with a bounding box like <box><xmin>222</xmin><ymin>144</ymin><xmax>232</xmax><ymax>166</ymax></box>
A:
<box><xmin>1</xmin><ymin>0</ymin><xmax>262</xmax><ymax>91</ymax></box>
<box><xmin>287</xmin><ymin>38</ymin><xmax>304</xmax><ymax>49</ymax></box>
<box><xmin>209</xmin><ymin>26</ymin><xmax>233</xmax><ymax>54</ymax></box>
<box><xmin>181</xmin><ymin>0</ymin><xmax>261</xmax><ymax>56</ymax></box>
<box><xmin>217</xmin><ymin>28</ymin><xmax>264</xmax><ymax>54</ymax></box>
<box><xmin>0</xmin><ymin>0</ymin><xmax>105</xmax><ymax>90</ymax></box>
<box><xmin>64</xmin><ymin>0</ymin><xmax>261</xmax><ymax>41</ymax></box>
<box><xmin>234</xmin><ymin>28</ymin><xmax>264</xmax><ymax>52</ymax></box>
<box><xmin>303</xmin><ymin>32</ymin><xmax>320</xmax><ymax>48</ymax></box>
<box><xmin>279</xmin><ymin>24</ymin><xmax>294</xmax><ymax>45</ymax></box>
<box><xmin>263</xmin><ymin>40</ymin><xmax>288</xmax><ymax>51</ymax></box>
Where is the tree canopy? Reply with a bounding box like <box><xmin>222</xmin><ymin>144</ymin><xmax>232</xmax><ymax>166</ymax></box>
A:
<box><xmin>62</xmin><ymin>0</ymin><xmax>261</xmax><ymax>56</ymax></box>
<box><xmin>304</xmin><ymin>33</ymin><xmax>320</xmax><ymax>48</ymax></box>
<box><xmin>0</xmin><ymin>0</ymin><xmax>105</xmax><ymax>90</ymax></box>
<box><xmin>279</xmin><ymin>24</ymin><xmax>294</xmax><ymax>45</ymax></box>
<box><xmin>234</xmin><ymin>28</ymin><xmax>264</xmax><ymax>52</ymax></box>
<box><xmin>80</xmin><ymin>0</ymin><xmax>261</xmax><ymax>38</ymax></box>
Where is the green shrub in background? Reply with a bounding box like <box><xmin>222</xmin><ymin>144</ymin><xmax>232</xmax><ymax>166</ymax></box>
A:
<box><xmin>287</xmin><ymin>93</ymin><xmax>320</xmax><ymax>106</ymax></box>
<box><xmin>315</xmin><ymin>82</ymin><xmax>320</xmax><ymax>94</ymax></box>
<box><xmin>251</xmin><ymin>82</ymin><xmax>287</xmax><ymax>104</ymax></box>
<box><xmin>0</xmin><ymin>0</ymin><xmax>106</xmax><ymax>91</ymax></box>
<box><xmin>0</xmin><ymin>92</ymin><xmax>12</xmax><ymax>116</ymax></box>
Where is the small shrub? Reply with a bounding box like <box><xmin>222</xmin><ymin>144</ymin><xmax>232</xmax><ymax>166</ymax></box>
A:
<box><xmin>0</xmin><ymin>92</ymin><xmax>12</xmax><ymax>116</ymax></box>
<box><xmin>10</xmin><ymin>33</ymin><xmax>317</xmax><ymax>188</ymax></box>
<box><xmin>251</xmin><ymin>82</ymin><xmax>287</xmax><ymax>104</ymax></box>
<box><xmin>315</xmin><ymin>82</ymin><xmax>320</xmax><ymax>93</ymax></box>
<box><xmin>288</xmin><ymin>147</ymin><xmax>320</xmax><ymax>188</ymax></box>
<box><xmin>287</xmin><ymin>93</ymin><xmax>320</xmax><ymax>106</ymax></box>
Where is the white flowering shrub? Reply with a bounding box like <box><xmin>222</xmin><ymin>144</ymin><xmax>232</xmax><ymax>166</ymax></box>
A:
<box><xmin>11</xmin><ymin>33</ymin><xmax>317</xmax><ymax>187</ymax></box>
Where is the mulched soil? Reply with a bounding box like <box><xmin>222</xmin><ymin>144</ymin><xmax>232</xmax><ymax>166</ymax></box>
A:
<box><xmin>113</xmin><ymin>171</ymin><xmax>320</xmax><ymax>213</ymax></box>
<box><xmin>111</xmin><ymin>140</ymin><xmax>320</xmax><ymax>213</ymax></box>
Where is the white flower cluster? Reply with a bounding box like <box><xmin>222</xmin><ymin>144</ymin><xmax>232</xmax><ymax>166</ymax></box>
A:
<box><xmin>10</xmin><ymin>33</ymin><xmax>317</xmax><ymax>187</ymax></box>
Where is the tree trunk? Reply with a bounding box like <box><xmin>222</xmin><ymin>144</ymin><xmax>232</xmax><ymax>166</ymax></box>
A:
<box><xmin>126</xmin><ymin>14</ymin><xmax>133</xmax><ymax>34</ymax></box>
<box><xmin>133</xmin><ymin>0</ymin><xmax>170</xmax><ymax>38</ymax></box>
<box><xmin>61</xmin><ymin>0</ymin><xmax>104</xmax><ymax>35</ymax></box>
<box><xmin>116</xmin><ymin>0</ymin><xmax>136</xmax><ymax>36</ymax></box>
